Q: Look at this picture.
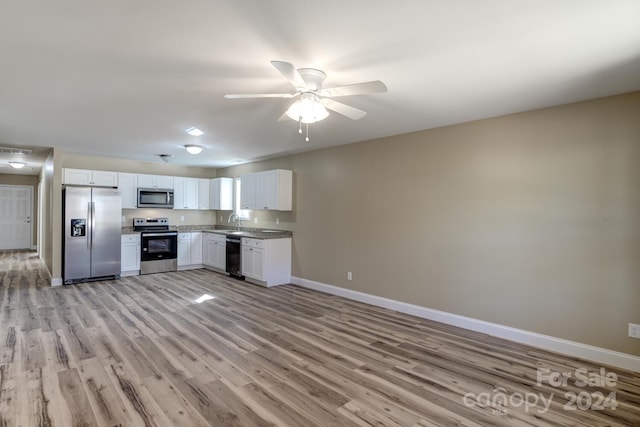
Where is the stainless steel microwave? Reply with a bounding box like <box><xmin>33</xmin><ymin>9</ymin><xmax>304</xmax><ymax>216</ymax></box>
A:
<box><xmin>137</xmin><ymin>188</ymin><xmax>174</xmax><ymax>208</ymax></box>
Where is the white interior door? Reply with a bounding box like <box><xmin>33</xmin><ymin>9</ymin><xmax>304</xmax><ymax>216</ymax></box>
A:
<box><xmin>0</xmin><ymin>185</ymin><xmax>33</xmax><ymax>250</ymax></box>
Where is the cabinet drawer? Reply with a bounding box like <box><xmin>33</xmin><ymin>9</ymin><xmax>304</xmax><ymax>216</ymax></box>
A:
<box><xmin>121</xmin><ymin>234</ymin><xmax>140</xmax><ymax>243</ymax></box>
<box><xmin>207</xmin><ymin>233</ymin><xmax>227</xmax><ymax>243</ymax></box>
<box><xmin>241</xmin><ymin>238</ymin><xmax>264</xmax><ymax>248</ymax></box>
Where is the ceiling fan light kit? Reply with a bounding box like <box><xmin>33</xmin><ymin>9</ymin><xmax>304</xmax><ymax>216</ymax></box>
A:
<box><xmin>285</xmin><ymin>93</ymin><xmax>329</xmax><ymax>124</ymax></box>
<box><xmin>225</xmin><ymin>60</ymin><xmax>387</xmax><ymax>142</ymax></box>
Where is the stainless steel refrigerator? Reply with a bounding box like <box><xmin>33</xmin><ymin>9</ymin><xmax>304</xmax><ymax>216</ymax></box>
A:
<box><xmin>63</xmin><ymin>186</ymin><xmax>122</xmax><ymax>284</ymax></box>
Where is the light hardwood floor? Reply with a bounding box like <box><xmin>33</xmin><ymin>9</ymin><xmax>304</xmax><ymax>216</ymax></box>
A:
<box><xmin>1</xmin><ymin>250</ymin><xmax>638</xmax><ymax>426</ymax></box>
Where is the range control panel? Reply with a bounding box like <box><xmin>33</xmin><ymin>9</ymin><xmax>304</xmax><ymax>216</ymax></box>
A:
<box><xmin>133</xmin><ymin>217</ymin><xmax>169</xmax><ymax>227</ymax></box>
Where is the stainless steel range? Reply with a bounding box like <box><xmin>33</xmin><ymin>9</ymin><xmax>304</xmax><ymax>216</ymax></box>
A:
<box><xmin>134</xmin><ymin>218</ymin><xmax>178</xmax><ymax>274</ymax></box>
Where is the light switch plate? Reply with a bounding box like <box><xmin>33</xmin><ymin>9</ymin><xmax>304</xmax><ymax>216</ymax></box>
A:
<box><xmin>629</xmin><ymin>323</ymin><xmax>640</xmax><ymax>339</ymax></box>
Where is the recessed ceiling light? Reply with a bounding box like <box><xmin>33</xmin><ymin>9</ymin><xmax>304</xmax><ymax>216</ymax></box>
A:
<box><xmin>9</xmin><ymin>161</ymin><xmax>26</xmax><ymax>169</ymax></box>
<box><xmin>185</xmin><ymin>127</ymin><xmax>204</xmax><ymax>136</ymax></box>
<box><xmin>184</xmin><ymin>145</ymin><xmax>205</xmax><ymax>155</ymax></box>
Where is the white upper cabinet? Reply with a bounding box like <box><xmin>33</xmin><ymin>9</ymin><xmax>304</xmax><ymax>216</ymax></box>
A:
<box><xmin>210</xmin><ymin>177</ymin><xmax>233</xmax><ymax>210</ymax></box>
<box><xmin>137</xmin><ymin>174</ymin><xmax>174</xmax><ymax>189</ymax></box>
<box><xmin>240</xmin><ymin>173</ymin><xmax>258</xmax><ymax>210</ymax></box>
<box><xmin>118</xmin><ymin>172</ymin><xmax>138</xmax><ymax>209</ymax></box>
<box><xmin>63</xmin><ymin>169</ymin><xmax>118</xmax><ymax>187</ymax></box>
<box><xmin>197</xmin><ymin>179</ymin><xmax>210</xmax><ymax>210</ymax></box>
<box><xmin>173</xmin><ymin>177</ymin><xmax>199</xmax><ymax>210</ymax></box>
<box><xmin>241</xmin><ymin>169</ymin><xmax>292</xmax><ymax>211</ymax></box>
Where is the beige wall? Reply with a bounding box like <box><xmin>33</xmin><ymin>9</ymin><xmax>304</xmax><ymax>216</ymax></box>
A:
<box><xmin>0</xmin><ymin>173</ymin><xmax>39</xmax><ymax>247</ymax></box>
<box><xmin>217</xmin><ymin>92</ymin><xmax>640</xmax><ymax>356</ymax></box>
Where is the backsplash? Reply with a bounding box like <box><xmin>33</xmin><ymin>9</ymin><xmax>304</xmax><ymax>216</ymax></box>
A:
<box><xmin>121</xmin><ymin>208</ymin><xmax>216</xmax><ymax>227</ymax></box>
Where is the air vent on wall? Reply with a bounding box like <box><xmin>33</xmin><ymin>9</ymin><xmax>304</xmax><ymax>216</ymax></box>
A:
<box><xmin>0</xmin><ymin>147</ymin><xmax>32</xmax><ymax>155</ymax></box>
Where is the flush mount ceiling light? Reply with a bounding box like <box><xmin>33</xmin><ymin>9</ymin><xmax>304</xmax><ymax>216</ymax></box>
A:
<box><xmin>185</xmin><ymin>127</ymin><xmax>204</xmax><ymax>136</ymax></box>
<box><xmin>184</xmin><ymin>144</ymin><xmax>205</xmax><ymax>155</ymax></box>
<box><xmin>8</xmin><ymin>161</ymin><xmax>26</xmax><ymax>169</ymax></box>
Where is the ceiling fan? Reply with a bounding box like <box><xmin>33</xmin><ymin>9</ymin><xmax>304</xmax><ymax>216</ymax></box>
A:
<box><xmin>224</xmin><ymin>61</ymin><xmax>387</xmax><ymax>141</ymax></box>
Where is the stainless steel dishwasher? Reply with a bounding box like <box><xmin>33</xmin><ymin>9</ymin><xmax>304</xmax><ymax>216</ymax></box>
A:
<box><xmin>225</xmin><ymin>235</ymin><xmax>244</xmax><ymax>279</ymax></box>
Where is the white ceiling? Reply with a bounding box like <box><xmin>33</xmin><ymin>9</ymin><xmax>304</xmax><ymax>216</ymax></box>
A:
<box><xmin>1</xmin><ymin>1</ymin><xmax>639</xmax><ymax>174</ymax></box>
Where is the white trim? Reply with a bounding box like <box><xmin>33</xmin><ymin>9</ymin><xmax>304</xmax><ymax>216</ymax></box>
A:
<box><xmin>51</xmin><ymin>277</ymin><xmax>63</xmax><ymax>287</ymax></box>
<box><xmin>291</xmin><ymin>276</ymin><xmax>640</xmax><ymax>373</ymax></box>
<box><xmin>177</xmin><ymin>264</ymin><xmax>205</xmax><ymax>271</ymax></box>
<box><xmin>121</xmin><ymin>270</ymin><xmax>140</xmax><ymax>277</ymax></box>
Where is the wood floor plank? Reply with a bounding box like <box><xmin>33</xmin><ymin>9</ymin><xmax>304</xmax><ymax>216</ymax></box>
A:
<box><xmin>40</xmin><ymin>330</ymin><xmax>74</xmax><ymax>372</ymax></box>
<box><xmin>0</xmin><ymin>364</ymin><xmax>18</xmax><ymax>427</ymax></box>
<box><xmin>57</xmin><ymin>367</ymin><xmax>100</xmax><ymax>427</ymax></box>
<box><xmin>18</xmin><ymin>367</ymin><xmax>53</xmax><ymax>427</ymax></box>
<box><xmin>1</xmin><ymin>250</ymin><xmax>638</xmax><ymax>426</ymax></box>
<box><xmin>77</xmin><ymin>357</ymin><xmax>137</xmax><ymax>427</ymax></box>
<box><xmin>19</xmin><ymin>329</ymin><xmax>46</xmax><ymax>372</ymax></box>
<box><xmin>142</xmin><ymin>373</ymin><xmax>213</xmax><ymax>427</ymax></box>
<box><xmin>106</xmin><ymin>362</ymin><xmax>175</xmax><ymax>427</ymax></box>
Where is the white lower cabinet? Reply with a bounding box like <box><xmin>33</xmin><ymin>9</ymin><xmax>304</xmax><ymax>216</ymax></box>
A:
<box><xmin>178</xmin><ymin>232</ymin><xmax>203</xmax><ymax>269</ymax></box>
<box><xmin>121</xmin><ymin>234</ymin><xmax>141</xmax><ymax>276</ymax></box>
<box><xmin>241</xmin><ymin>237</ymin><xmax>291</xmax><ymax>287</ymax></box>
<box><xmin>203</xmin><ymin>233</ymin><xmax>226</xmax><ymax>272</ymax></box>
<box><xmin>241</xmin><ymin>243</ymin><xmax>264</xmax><ymax>280</ymax></box>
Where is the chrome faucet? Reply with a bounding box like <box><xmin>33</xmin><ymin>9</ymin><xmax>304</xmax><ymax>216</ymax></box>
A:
<box><xmin>227</xmin><ymin>213</ymin><xmax>242</xmax><ymax>230</ymax></box>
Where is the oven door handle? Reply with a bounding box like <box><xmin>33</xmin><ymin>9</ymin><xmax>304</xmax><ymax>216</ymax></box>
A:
<box><xmin>142</xmin><ymin>232</ymin><xmax>178</xmax><ymax>237</ymax></box>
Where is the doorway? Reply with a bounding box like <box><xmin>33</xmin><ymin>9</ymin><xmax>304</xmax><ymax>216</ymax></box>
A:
<box><xmin>0</xmin><ymin>185</ymin><xmax>33</xmax><ymax>250</ymax></box>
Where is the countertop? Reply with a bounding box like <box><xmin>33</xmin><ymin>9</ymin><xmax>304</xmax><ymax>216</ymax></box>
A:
<box><xmin>121</xmin><ymin>225</ymin><xmax>292</xmax><ymax>239</ymax></box>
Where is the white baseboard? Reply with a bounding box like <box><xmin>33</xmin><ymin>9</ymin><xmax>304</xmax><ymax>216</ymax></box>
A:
<box><xmin>51</xmin><ymin>277</ymin><xmax>63</xmax><ymax>287</ymax></box>
<box><xmin>178</xmin><ymin>264</ymin><xmax>205</xmax><ymax>271</ymax></box>
<box><xmin>121</xmin><ymin>270</ymin><xmax>140</xmax><ymax>277</ymax></box>
<box><xmin>291</xmin><ymin>276</ymin><xmax>640</xmax><ymax>373</ymax></box>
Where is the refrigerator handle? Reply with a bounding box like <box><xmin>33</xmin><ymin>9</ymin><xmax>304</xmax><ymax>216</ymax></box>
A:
<box><xmin>87</xmin><ymin>202</ymin><xmax>92</xmax><ymax>250</ymax></box>
<box><xmin>90</xmin><ymin>201</ymin><xmax>96</xmax><ymax>250</ymax></box>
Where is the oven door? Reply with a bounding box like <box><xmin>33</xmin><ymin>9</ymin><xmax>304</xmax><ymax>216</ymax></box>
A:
<box><xmin>141</xmin><ymin>231</ymin><xmax>178</xmax><ymax>262</ymax></box>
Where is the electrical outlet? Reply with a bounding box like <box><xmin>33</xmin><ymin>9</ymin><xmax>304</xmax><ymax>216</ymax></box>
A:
<box><xmin>629</xmin><ymin>323</ymin><xmax>640</xmax><ymax>339</ymax></box>
<box><xmin>180</xmin><ymin>215</ymin><xmax>184</xmax><ymax>222</ymax></box>
<box><xmin>347</xmin><ymin>272</ymin><xmax>352</xmax><ymax>281</ymax></box>
<box><xmin>276</xmin><ymin>218</ymin><xmax>280</xmax><ymax>225</ymax></box>
<box><xmin>254</xmin><ymin>217</ymin><xmax>258</xmax><ymax>223</ymax></box>
<box><xmin>220</xmin><ymin>215</ymin><xmax>223</xmax><ymax>221</ymax></box>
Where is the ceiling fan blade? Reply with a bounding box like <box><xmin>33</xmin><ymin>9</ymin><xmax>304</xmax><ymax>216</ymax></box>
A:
<box><xmin>321</xmin><ymin>98</ymin><xmax>367</xmax><ymax>120</ymax></box>
<box><xmin>277</xmin><ymin>111</ymin><xmax>290</xmax><ymax>122</ymax></box>
<box><xmin>224</xmin><ymin>93</ymin><xmax>296</xmax><ymax>99</ymax></box>
<box><xmin>271</xmin><ymin>60</ymin><xmax>306</xmax><ymax>90</ymax></box>
<box><xmin>319</xmin><ymin>80</ymin><xmax>387</xmax><ymax>97</ymax></box>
